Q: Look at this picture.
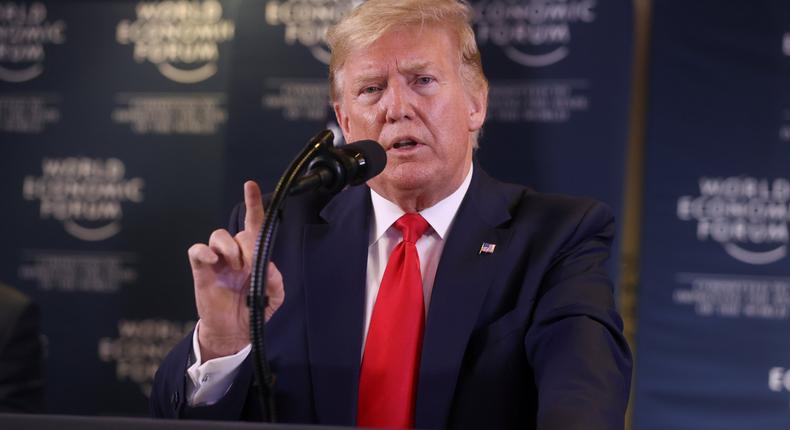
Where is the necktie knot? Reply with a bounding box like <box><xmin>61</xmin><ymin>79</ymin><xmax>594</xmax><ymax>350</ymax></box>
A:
<box><xmin>395</xmin><ymin>213</ymin><xmax>429</xmax><ymax>244</ymax></box>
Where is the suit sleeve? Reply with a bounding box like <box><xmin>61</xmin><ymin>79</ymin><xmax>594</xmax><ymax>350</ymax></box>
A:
<box><xmin>150</xmin><ymin>328</ymin><xmax>260</xmax><ymax>420</ymax></box>
<box><xmin>524</xmin><ymin>201</ymin><xmax>632</xmax><ymax>430</ymax></box>
<box><xmin>150</xmin><ymin>201</ymin><xmax>259</xmax><ymax>420</ymax></box>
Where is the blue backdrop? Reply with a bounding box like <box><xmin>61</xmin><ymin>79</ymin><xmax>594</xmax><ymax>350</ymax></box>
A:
<box><xmin>0</xmin><ymin>0</ymin><xmax>632</xmax><ymax>415</ymax></box>
<box><xmin>633</xmin><ymin>1</ymin><xmax>790</xmax><ymax>428</ymax></box>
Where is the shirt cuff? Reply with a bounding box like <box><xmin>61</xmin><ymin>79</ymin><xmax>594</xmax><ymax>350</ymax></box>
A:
<box><xmin>186</xmin><ymin>320</ymin><xmax>251</xmax><ymax>406</ymax></box>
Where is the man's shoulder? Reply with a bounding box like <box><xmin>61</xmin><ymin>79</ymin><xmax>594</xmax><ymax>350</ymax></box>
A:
<box><xmin>520</xmin><ymin>189</ymin><xmax>612</xmax><ymax>220</ymax></box>
<box><xmin>0</xmin><ymin>284</ymin><xmax>34</xmax><ymax>331</ymax></box>
<box><xmin>0</xmin><ymin>284</ymin><xmax>31</xmax><ymax>310</ymax></box>
<box><xmin>476</xmin><ymin>169</ymin><xmax>613</xmax><ymax>225</ymax></box>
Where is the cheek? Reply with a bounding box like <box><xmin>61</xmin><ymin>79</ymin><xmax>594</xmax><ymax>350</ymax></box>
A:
<box><xmin>425</xmin><ymin>99</ymin><xmax>469</xmax><ymax>148</ymax></box>
<box><xmin>347</xmin><ymin>105</ymin><xmax>380</xmax><ymax>134</ymax></box>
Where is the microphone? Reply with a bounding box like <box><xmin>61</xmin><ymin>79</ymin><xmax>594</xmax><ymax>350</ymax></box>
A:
<box><xmin>289</xmin><ymin>140</ymin><xmax>386</xmax><ymax>195</ymax></box>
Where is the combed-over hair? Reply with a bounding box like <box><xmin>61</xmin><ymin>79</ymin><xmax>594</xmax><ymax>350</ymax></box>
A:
<box><xmin>326</xmin><ymin>0</ymin><xmax>488</xmax><ymax>103</ymax></box>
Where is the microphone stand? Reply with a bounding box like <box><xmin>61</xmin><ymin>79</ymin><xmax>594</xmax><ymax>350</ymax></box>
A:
<box><xmin>248</xmin><ymin>129</ymin><xmax>335</xmax><ymax>423</ymax></box>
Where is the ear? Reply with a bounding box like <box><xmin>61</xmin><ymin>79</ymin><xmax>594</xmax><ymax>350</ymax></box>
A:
<box><xmin>466</xmin><ymin>87</ymin><xmax>487</xmax><ymax>132</ymax></box>
<box><xmin>333</xmin><ymin>102</ymin><xmax>351</xmax><ymax>138</ymax></box>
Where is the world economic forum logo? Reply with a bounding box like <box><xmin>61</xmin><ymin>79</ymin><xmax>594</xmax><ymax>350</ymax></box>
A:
<box><xmin>264</xmin><ymin>0</ymin><xmax>358</xmax><ymax>65</ymax></box>
<box><xmin>99</xmin><ymin>319</ymin><xmax>195</xmax><ymax>397</ymax></box>
<box><xmin>116</xmin><ymin>1</ymin><xmax>235</xmax><ymax>84</ymax></box>
<box><xmin>677</xmin><ymin>177</ymin><xmax>790</xmax><ymax>265</ymax></box>
<box><xmin>22</xmin><ymin>157</ymin><xmax>145</xmax><ymax>242</ymax></box>
<box><xmin>0</xmin><ymin>2</ymin><xmax>66</xmax><ymax>83</ymax></box>
<box><xmin>472</xmin><ymin>0</ymin><xmax>596</xmax><ymax>67</ymax></box>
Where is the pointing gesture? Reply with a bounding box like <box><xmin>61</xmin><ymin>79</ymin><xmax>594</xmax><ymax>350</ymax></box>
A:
<box><xmin>188</xmin><ymin>181</ymin><xmax>285</xmax><ymax>361</ymax></box>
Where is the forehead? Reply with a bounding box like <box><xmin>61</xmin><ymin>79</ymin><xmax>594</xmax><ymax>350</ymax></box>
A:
<box><xmin>340</xmin><ymin>24</ymin><xmax>461</xmax><ymax>78</ymax></box>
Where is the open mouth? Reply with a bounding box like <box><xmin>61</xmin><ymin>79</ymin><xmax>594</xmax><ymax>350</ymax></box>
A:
<box><xmin>391</xmin><ymin>139</ymin><xmax>419</xmax><ymax>149</ymax></box>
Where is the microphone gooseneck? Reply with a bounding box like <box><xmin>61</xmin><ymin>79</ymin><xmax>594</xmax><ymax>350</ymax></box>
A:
<box><xmin>248</xmin><ymin>130</ymin><xmax>386</xmax><ymax>423</ymax></box>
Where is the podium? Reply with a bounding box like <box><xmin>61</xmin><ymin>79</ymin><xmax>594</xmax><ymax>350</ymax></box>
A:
<box><xmin>0</xmin><ymin>413</ymin><xmax>352</xmax><ymax>430</ymax></box>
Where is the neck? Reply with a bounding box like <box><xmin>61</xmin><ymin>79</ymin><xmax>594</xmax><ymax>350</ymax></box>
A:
<box><xmin>371</xmin><ymin>161</ymin><xmax>472</xmax><ymax>213</ymax></box>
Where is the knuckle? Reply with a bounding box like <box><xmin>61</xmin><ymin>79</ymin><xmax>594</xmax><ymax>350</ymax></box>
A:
<box><xmin>187</xmin><ymin>243</ymin><xmax>204</xmax><ymax>258</ymax></box>
<box><xmin>209</xmin><ymin>228</ymin><xmax>229</xmax><ymax>244</ymax></box>
<box><xmin>269</xmin><ymin>268</ymin><xmax>282</xmax><ymax>281</ymax></box>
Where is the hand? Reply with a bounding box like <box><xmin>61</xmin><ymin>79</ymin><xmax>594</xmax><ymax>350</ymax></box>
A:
<box><xmin>188</xmin><ymin>181</ymin><xmax>285</xmax><ymax>361</ymax></box>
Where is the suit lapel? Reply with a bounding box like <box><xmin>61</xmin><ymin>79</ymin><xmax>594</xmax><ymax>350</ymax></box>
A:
<box><xmin>303</xmin><ymin>186</ymin><xmax>370</xmax><ymax>424</ymax></box>
<box><xmin>415</xmin><ymin>166</ymin><xmax>515</xmax><ymax>428</ymax></box>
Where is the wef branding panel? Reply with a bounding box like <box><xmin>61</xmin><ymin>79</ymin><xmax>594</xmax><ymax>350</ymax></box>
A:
<box><xmin>0</xmin><ymin>1</ymin><xmax>230</xmax><ymax>415</ymax></box>
<box><xmin>633</xmin><ymin>1</ymin><xmax>790</xmax><ymax>429</ymax></box>
<box><xmin>0</xmin><ymin>0</ymin><xmax>632</xmax><ymax>416</ymax></box>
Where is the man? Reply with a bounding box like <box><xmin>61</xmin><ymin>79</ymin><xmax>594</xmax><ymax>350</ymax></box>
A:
<box><xmin>152</xmin><ymin>0</ymin><xmax>632</xmax><ymax>428</ymax></box>
<box><xmin>0</xmin><ymin>283</ymin><xmax>44</xmax><ymax>413</ymax></box>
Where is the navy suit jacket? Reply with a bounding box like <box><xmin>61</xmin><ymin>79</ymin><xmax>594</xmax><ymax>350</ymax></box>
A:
<box><xmin>151</xmin><ymin>165</ymin><xmax>632</xmax><ymax>429</ymax></box>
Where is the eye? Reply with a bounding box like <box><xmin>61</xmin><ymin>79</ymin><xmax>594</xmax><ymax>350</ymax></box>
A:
<box><xmin>360</xmin><ymin>85</ymin><xmax>382</xmax><ymax>95</ymax></box>
<box><xmin>415</xmin><ymin>76</ymin><xmax>435</xmax><ymax>86</ymax></box>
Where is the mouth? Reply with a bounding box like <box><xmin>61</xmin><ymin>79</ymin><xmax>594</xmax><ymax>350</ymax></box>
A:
<box><xmin>392</xmin><ymin>139</ymin><xmax>418</xmax><ymax>149</ymax></box>
<box><xmin>387</xmin><ymin>136</ymin><xmax>424</xmax><ymax>151</ymax></box>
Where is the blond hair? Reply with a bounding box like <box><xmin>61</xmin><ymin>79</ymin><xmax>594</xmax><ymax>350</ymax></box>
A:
<box><xmin>326</xmin><ymin>0</ymin><xmax>488</xmax><ymax>103</ymax></box>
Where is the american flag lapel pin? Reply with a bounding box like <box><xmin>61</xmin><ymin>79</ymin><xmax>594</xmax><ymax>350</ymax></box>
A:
<box><xmin>479</xmin><ymin>242</ymin><xmax>496</xmax><ymax>254</ymax></box>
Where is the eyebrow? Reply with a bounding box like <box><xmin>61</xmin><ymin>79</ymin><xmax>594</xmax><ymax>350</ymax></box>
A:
<box><xmin>396</xmin><ymin>60</ymin><xmax>433</xmax><ymax>75</ymax></box>
<box><xmin>349</xmin><ymin>73</ymin><xmax>384</xmax><ymax>92</ymax></box>
<box><xmin>347</xmin><ymin>60</ymin><xmax>438</xmax><ymax>93</ymax></box>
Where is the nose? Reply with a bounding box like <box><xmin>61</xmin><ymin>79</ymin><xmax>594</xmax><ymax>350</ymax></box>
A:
<box><xmin>381</xmin><ymin>79</ymin><xmax>413</xmax><ymax>123</ymax></box>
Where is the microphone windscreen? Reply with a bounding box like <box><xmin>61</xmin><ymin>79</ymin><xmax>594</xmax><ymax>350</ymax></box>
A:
<box><xmin>342</xmin><ymin>140</ymin><xmax>387</xmax><ymax>182</ymax></box>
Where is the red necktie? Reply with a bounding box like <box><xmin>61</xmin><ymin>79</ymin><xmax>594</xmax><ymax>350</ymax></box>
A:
<box><xmin>357</xmin><ymin>213</ymin><xmax>430</xmax><ymax>429</ymax></box>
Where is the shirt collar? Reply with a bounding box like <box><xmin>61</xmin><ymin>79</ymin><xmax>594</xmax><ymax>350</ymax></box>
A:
<box><xmin>369</xmin><ymin>163</ymin><xmax>474</xmax><ymax>244</ymax></box>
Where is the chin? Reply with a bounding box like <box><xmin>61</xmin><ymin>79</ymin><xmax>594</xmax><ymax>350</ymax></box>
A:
<box><xmin>390</xmin><ymin>163</ymin><xmax>435</xmax><ymax>186</ymax></box>
<box><xmin>371</xmin><ymin>164</ymin><xmax>434</xmax><ymax>193</ymax></box>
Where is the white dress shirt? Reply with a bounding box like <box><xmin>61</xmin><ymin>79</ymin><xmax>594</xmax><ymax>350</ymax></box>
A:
<box><xmin>186</xmin><ymin>164</ymin><xmax>474</xmax><ymax>406</ymax></box>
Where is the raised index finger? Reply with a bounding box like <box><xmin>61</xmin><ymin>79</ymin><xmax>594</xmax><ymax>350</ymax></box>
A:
<box><xmin>244</xmin><ymin>180</ymin><xmax>265</xmax><ymax>233</ymax></box>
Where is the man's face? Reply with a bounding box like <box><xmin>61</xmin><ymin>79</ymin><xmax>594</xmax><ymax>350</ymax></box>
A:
<box><xmin>333</xmin><ymin>24</ymin><xmax>486</xmax><ymax>203</ymax></box>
